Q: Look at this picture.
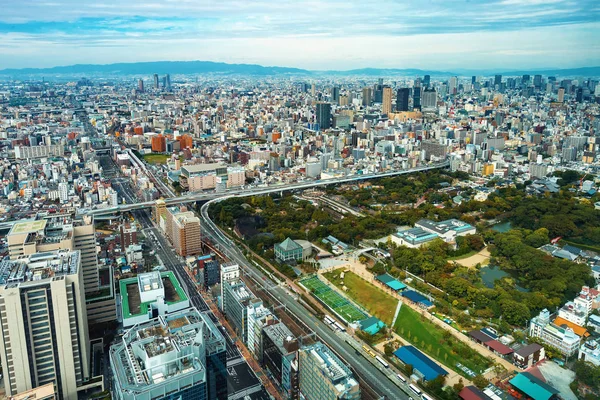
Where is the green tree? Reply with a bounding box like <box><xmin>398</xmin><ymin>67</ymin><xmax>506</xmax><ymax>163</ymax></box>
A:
<box><xmin>472</xmin><ymin>374</ymin><xmax>488</xmax><ymax>389</ymax></box>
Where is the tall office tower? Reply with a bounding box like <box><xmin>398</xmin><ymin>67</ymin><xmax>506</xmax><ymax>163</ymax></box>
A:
<box><xmin>110</xmin><ymin>308</ymin><xmax>227</xmax><ymax>400</ymax></box>
<box><xmin>165</xmin><ymin>74</ymin><xmax>171</xmax><ymax>90</ymax></box>
<box><xmin>534</xmin><ymin>74</ymin><xmax>542</xmax><ymax>88</ymax></box>
<box><xmin>7</xmin><ymin>215</ymin><xmax>99</xmax><ymax>295</ymax></box>
<box><xmin>330</xmin><ymin>86</ymin><xmax>340</xmax><ymax>104</ymax></box>
<box><xmin>316</xmin><ymin>102</ymin><xmax>332</xmax><ymax>130</ymax></box>
<box><xmin>494</xmin><ymin>75</ymin><xmax>502</xmax><ymax>86</ymax></box>
<box><xmin>338</xmin><ymin>95</ymin><xmax>349</xmax><ymax>106</ymax></box>
<box><xmin>576</xmin><ymin>88</ymin><xmax>584</xmax><ymax>103</ymax></box>
<box><xmin>558</xmin><ymin>87</ymin><xmax>565</xmax><ymax>102</ymax></box>
<box><xmin>413</xmin><ymin>85</ymin><xmax>422</xmax><ymax>109</ymax></box>
<box><xmin>298</xmin><ymin>342</ymin><xmax>360</xmax><ymax>400</ymax></box>
<box><xmin>396</xmin><ymin>88</ymin><xmax>410</xmax><ymax>111</ymax></box>
<box><xmin>522</xmin><ymin>74</ymin><xmax>531</xmax><ymax>85</ymax></box>
<box><xmin>153</xmin><ymin>74</ymin><xmax>159</xmax><ymax>89</ymax></box>
<box><xmin>382</xmin><ymin>86</ymin><xmax>393</xmax><ymax>115</ymax></box>
<box><xmin>423</xmin><ymin>74</ymin><xmax>431</xmax><ymax>87</ymax></box>
<box><xmin>0</xmin><ymin>251</ymin><xmax>95</xmax><ymax>399</ymax></box>
<box><xmin>378</xmin><ymin>78</ymin><xmax>383</xmax><ymax>85</ymax></box>
<box><xmin>421</xmin><ymin>87</ymin><xmax>438</xmax><ymax>111</ymax></box>
<box><xmin>301</xmin><ymin>82</ymin><xmax>309</xmax><ymax>93</ymax></box>
<box><xmin>373</xmin><ymin>84</ymin><xmax>383</xmax><ymax>103</ymax></box>
<box><xmin>311</xmin><ymin>83</ymin><xmax>316</xmax><ymax>96</ymax></box>
<box><xmin>137</xmin><ymin>79</ymin><xmax>144</xmax><ymax>92</ymax></box>
<box><xmin>361</xmin><ymin>87</ymin><xmax>372</xmax><ymax>106</ymax></box>
<box><xmin>449</xmin><ymin>76</ymin><xmax>458</xmax><ymax>95</ymax></box>
<box><xmin>471</xmin><ymin>76</ymin><xmax>477</xmax><ymax>84</ymax></box>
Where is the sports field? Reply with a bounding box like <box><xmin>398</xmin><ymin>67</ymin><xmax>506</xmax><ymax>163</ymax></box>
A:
<box><xmin>323</xmin><ymin>269</ymin><xmax>398</xmax><ymax>325</ymax></box>
<box><xmin>299</xmin><ymin>275</ymin><xmax>367</xmax><ymax>323</ymax></box>
<box><xmin>393</xmin><ymin>305</ymin><xmax>492</xmax><ymax>376</ymax></box>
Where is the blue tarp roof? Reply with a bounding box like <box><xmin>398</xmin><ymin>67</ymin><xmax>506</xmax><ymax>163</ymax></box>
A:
<box><xmin>376</xmin><ymin>273</ymin><xmax>407</xmax><ymax>291</ymax></box>
<box><xmin>393</xmin><ymin>346</ymin><xmax>447</xmax><ymax>381</ymax></box>
<box><xmin>401</xmin><ymin>290</ymin><xmax>433</xmax><ymax>307</ymax></box>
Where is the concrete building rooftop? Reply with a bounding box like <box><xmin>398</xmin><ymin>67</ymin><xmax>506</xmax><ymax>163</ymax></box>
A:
<box><xmin>0</xmin><ymin>250</ymin><xmax>80</xmax><ymax>287</ymax></box>
<box><xmin>120</xmin><ymin>271</ymin><xmax>188</xmax><ymax>318</ymax></box>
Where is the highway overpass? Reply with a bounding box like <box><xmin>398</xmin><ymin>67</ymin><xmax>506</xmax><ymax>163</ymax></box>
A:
<box><xmin>0</xmin><ymin>161</ymin><xmax>449</xmax><ymax>230</ymax></box>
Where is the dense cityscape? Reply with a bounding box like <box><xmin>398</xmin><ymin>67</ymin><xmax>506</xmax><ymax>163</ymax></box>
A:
<box><xmin>0</xmin><ymin>67</ymin><xmax>599</xmax><ymax>400</ymax></box>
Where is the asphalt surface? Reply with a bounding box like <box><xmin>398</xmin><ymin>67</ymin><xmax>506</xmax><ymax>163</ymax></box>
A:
<box><xmin>200</xmin><ymin>200</ymin><xmax>414</xmax><ymax>400</ymax></box>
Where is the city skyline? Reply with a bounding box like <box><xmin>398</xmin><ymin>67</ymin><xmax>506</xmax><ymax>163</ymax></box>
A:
<box><xmin>1</xmin><ymin>0</ymin><xmax>599</xmax><ymax>70</ymax></box>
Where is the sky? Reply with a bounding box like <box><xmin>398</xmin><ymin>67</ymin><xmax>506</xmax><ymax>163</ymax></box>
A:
<box><xmin>0</xmin><ymin>0</ymin><xmax>599</xmax><ymax>71</ymax></box>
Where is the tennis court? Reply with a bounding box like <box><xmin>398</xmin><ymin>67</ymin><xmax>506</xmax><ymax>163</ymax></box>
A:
<box><xmin>299</xmin><ymin>275</ymin><xmax>367</xmax><ymax>323</ymax></box>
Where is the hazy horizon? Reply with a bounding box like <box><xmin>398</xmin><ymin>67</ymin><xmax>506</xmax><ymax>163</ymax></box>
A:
<box><xmin>1</xmin><ymin>0</ymin><xmax>599</xmax><ymax>70</ymax></box>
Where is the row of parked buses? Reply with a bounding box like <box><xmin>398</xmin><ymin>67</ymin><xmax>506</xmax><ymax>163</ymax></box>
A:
<box><xmin>404</xmin><ymin>382</ymin><xmax>433</xmax><ymax>400</ymax></box>
<box><xmin>323</xmin><ymin>315</ymin><xmax>346</xmax><ymax>332</ymax></box>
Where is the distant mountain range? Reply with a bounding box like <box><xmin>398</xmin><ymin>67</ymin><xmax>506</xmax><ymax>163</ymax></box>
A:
<box><xmin>1</xmin><ymin>60</ymin><xmax>599</xmax><ymax>78</ymax></box>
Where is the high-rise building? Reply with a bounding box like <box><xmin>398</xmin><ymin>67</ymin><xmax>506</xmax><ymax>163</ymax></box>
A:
<box><xmin>534</xmin><ymin>74</ymin><xmax>542</xmax><ymax>88</ymax></box>
<box><xmin>110</xmin><ymin>307</ymin><xmax>227</xmax><ymax>400</ymax></box>
<box><xmin>413</xmin><ymin>85</ymin><xmax>422</xmax><ymax>109</ymax></box>
<box><xmin>522</xmin><ymin>74</ymin><xmax>531</xmax><ymax>85</ymax></box>
<box><xmin>494</xmin><ymin>75</ymin><xmax>502</xmax><ymax>86</ymax></box>
<box><xmin>316</xmin><ymin>102</ymin><xmax>332</xmax><ymax>130</ymax></box>
<box><xmin>361</xmin><ymin>87</ymin><xmax>372</xmax><ymax>106</ymax></box>
<box><xmin>153</xmin><ymin>74</ymin><xmax>159</xmax><ymax>89</ymax></box>
<box><xmin>137</xmin><ymin>79</ymin><xmax>144</xmax><ymax>92</ymax></box>
<box><xmin>298</xmin><ymin>342</ymin><xmax>360</xmax><ymax>400</ymax></box>
<box><xmin>382</xmin><ymin>86</ymin><xmax>393</xmax><ymax>115</ymax></box>
<box><xmin>558</xmin><ymin>87</ymin><xmax>565</xmax><ymax>103</ymax></box>
<box><xmin>172</xmin><ymin>211</ymin><xmax>202</xmax><ymax>257</ymax></box>
<box><xmin>449</xmin><ymin>76</ymin><xmax>458</xmax><ymax>95</ymax></box>
<box><xmin>421</xmin><ymin>87</ymin><xmax>437</xmax><ymax>111</ymax></box>
<box><xmin>151</xmin><ymin>134</ymin><xmax>167</xmax><ymax>152</ymax></box>
<box><xmin>165</xmin><ymin>74</ymin><xmax>171</xmax><ymax>90</ymax></box>
<box><xmin>0</xmin><ymin>250</ymin><xmax>99</xmax><ymax>399</ymax></box>
<box><xmin>7</xmin><ymin>215</ymin><xmax>100</xmax><ymax>295</ymax></box>
<box><xmin>262</xmin><ymin>323</ymin><xmax>300</xmax><ymax>399</ymax></box>
<box><xmin>222</xmin><ymin>278</ymin><xmax>261</xmax><ymax>343</ymax></box>
<box><xmin>58</xmin><ymin>181</ymin><xmax>69</xmax><ymax>203</ymax></box>
<box><xmin>423</xmin><ymin>74</ymin><xmax>431</xmax><ymax>87</ymax></box>
<box><xmin>396</xmin><ymin>88</ymin><xmax>410</xmax><ymax>111</ymax></box>
<box><xmin>471</xmin><ymin>76</ymin><xmax>477</xmax><ymax>84</ymax></box>
<box><xmin>330</xmin><ymin>86</ymin><xmax>340</xmax><ymax>104</ymax></box>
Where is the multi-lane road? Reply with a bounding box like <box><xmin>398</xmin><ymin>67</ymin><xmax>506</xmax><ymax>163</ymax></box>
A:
<box><xmin>200</xmin><ymin>199</ymin><xmax>418</xmax><ymax>400</ymax></box>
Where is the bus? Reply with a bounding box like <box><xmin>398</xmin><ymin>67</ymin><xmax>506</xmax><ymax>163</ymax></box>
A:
<box><xmin>409</xmin><ymin>384</ymin><xmax>422</xmax><ymax>396</ymax></box>
<box><xmin>362</xmin><ymin>345</ymin><xmax>376</xmax><ymax>358</ymax></box>
<box><xmin>375</xmin><ymin>356</ymin><xmax>389</xmax><ymax>368</ymax></box>
<box><xmin>396</xmin><ymin>374</ymin><xmax>406</xmax><ymax>383</ymax></box>
<box><xmin>324</xmin><ymin>315</ymin><xmax>335</xmax><ymax>325</ymax></box>
<box><xmin>334</xmin><ymin>322</ymin><xmax>346</xmax><ymax>332</ymax></box>
<box><xmin>422</xmin><ymin>394</ymin><xmax>434</xmax><ymax>400</ymax></box>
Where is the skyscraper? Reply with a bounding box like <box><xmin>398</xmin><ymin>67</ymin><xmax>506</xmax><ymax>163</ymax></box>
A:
<box><xmin>330</xmin><ymin>86</ymin><xmax>340</xmax><ymax>104</ymax></box>
<box><xmin>471</xmin><ymin>76</ymin><xmax>477</xmax><ymax>84</ymax></box>
<box><xmin>153</xmin><ymin>74</ymin><xmax>159</xmax><ymax>89</ymax></box>
<box><xmin>558</xmin><ymin>87</ymin><xmax>565</xmax><ymax>102</ymax></box>
<box><xmin>396</xmin><ymin>88</ymin><xmax>410</xmax><ymax>111</ymax></box>
<box><xmin>137</xmin><ymin>78</ymin><xmax>144</xmax><ymax>92</ymax></box>
<box><xmin>165</xmin><ymin>74</ymin><xmax>171</xmax><ymax>90</ymax></box>
<box><xmin>362</xmin><ymin>87</ymin><xmax>372</xmax><ymax>106</ymax></box>
<box><xmin>449</xmin><ymin>76</ymin><xmax>458</xmax><ymax>95</ymax></box>
<box><xmin>422</xmin><ymin>87</ymin><xmax>438</xmax><ymax>111</ymax></box>
<box><xmin>522</xmin><ymin>74</ymin><xmax>531</xmax><ymax>85</ymax></box>
<box><xmin>423</xmin><ymin>74</ymin><xmax>431</xmax><ymax>87</ymax></box>
<box><xmin>534</xmin><ymin>74</ymin><xmax>542</xmax><ymax>88</ymax></box>
<box><xmin>494</xmin><ymin>75</ymin><xmax>502</xmax><ymax>86</ymax></box>
<box><xmin>382</xmin><ymin>86</ymin><xmax>393</xmax><ymax>115</ymax></box>
<box><xmin>413</xmin><ymin>85</ymin><xmax>422</xmax><ymax>109</ymax></box>
<box><xmin>316</xmin><ymin>102</ymin><xmax>332</xmax><ymax>130</ymax></box>
<box><xmin>0</xmin><ymin>250</ymin><xmax>96</xmax><ymax>399</ymax></box>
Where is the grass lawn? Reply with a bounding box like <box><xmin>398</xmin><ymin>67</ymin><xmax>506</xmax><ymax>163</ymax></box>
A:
<box><xmin>323</xmin><ymin>269</ymin><xmax>398</xmax><ymax>325</ymax></box>
<box><xmin>142</xmin><ymin>153</ymin><xmax>183</xmax><ymax>164</ymax></box>
<box><xmin>393</xmin><ymin>305</ymin><xmax>492</xmax><ymax>376</ymax></box>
